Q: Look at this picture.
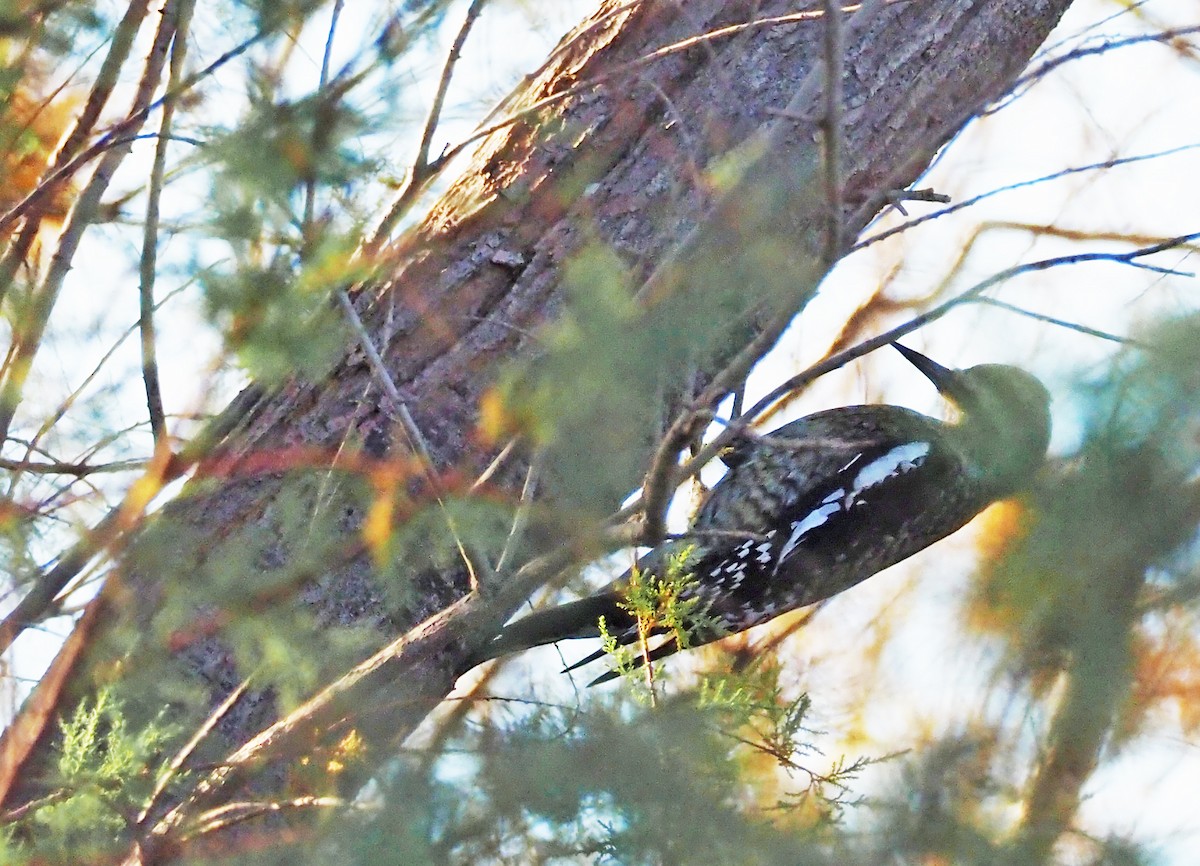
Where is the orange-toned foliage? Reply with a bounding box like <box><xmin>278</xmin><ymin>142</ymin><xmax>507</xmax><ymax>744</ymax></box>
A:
<box><xmin>1124</xmin><ymin>613</ymin><xmax>1200</xmax><ymax>738</ymax></box>
<box><xmin>963</xmin><ymin>499</ymin><xmax>1034</xmax><ymax>638</ymax></box>
<box><xmin>0</xmin><ymin>73</ymin><xmax>78</xmax><ymax>224</ymax></box>
<box><xmin>972</xmin><ymin>499</ymin><xmax>1029</xmax><ymax>563</ymax></box>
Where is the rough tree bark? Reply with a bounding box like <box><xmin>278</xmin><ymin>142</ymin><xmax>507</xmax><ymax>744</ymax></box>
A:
<box><xmin>1</xmin><ymin>0</ymin><xmax>1074</xmax><ymax>838</ymax></box>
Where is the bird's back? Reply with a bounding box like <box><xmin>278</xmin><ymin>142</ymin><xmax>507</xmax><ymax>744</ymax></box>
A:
<box><xmin>682</xmin><ymin>405</ymin><xmax>986</xmax><ymax>634</ymax></box>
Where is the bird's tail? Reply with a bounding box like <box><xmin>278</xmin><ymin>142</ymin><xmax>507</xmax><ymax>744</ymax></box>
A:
<box><xmin>466</xmin><ymin>591</ymin><xmax>626</xmax><ymax>667</ymax></box>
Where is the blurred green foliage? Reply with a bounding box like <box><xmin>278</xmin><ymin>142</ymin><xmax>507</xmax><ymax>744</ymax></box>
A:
<box><xmin>21</xmin><ymin>690</ymin><xmax>177</xmax><ymax>864</ymax></box>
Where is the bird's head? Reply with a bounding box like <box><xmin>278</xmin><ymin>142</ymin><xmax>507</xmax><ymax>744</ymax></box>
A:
<box><xmin>893</xmin><ymin>342</ymin><xmax>1051</xmax><ymax>493</ymax></box>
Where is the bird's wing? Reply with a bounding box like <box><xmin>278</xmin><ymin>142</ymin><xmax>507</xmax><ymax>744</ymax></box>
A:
<box><xmin>695</xmin><ymin>406</ymin><xmax>941</xmax><ymax>531</ymax></box>
<box><xmin>683</xmin><ymin>407</ymin><xmax>968</xmax><ymax>629</ymax></box>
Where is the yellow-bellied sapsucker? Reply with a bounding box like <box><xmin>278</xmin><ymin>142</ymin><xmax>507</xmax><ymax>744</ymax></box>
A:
<box><xmin>473</xmin><ymin>344</ymin><xmax>1051</xmax><ymax>679</ymax></box>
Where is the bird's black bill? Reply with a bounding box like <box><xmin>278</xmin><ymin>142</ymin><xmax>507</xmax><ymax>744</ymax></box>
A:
<box><xmin>892</xmin><ymin>342</ymin><xmax>959</xmax><ymax>394</ymax></box>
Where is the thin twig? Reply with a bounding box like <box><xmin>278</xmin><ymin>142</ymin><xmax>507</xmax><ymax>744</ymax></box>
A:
<box><xmin>881</xmin><ymin>186</ymin><xmax>951</xmax><ymax>217</ymax></box>
<box><xmin>746</xmin><ymin>232</ymin><xmax>1199</xmax><ymax>419</ymax></box>
<box><xmin>469</xmin><ymin>436</ymin><xmax>519</xmax><ymax>493</ymax></box>
<box><xmin>335</xmin><ymin>290</ymin><xmax>435</xmax><ymax>468</ymax></box>
<box><xmin>854</xmin><ymin>143</ymin><xmax>1200</xmax><ymax>252</ymax></box>
<box><xmin>0</xmin><ymin>456</ymin><xmax>147</xmax><ymax>476</ymax></box>
<box><xmin>820</xmin><ymin>0</ymin><xmax>844</xmax><ymax>263</ymax></box>
<box><xmin>0</xmin><ymin>790</ymin><xmax>69</xmax><ymax>825</ymax></box>
<box><xmin>0</xmin><ymin>0</ymin><xmax>154</xmax><ymax>309</ymax></box>
<box><xmin>644</xmin><ymin>78</ymin><xmax>706</xmax><ymax>200</ymax></box>
<box><xmin>363</xmin><ymin>0</ymin><xmax>490</xmax><ymax>254</ymax></box>
<box><xmin>335</xmin><ymin>288</ymin><xmax>479</xmax><ymax>587</ymax></box>
<box><xmin>302</xmin><ymin>0</ymin><xmax>345</xmax><ymax>238</ymax></box>
<box><xmin>0</xmin><ymin>0</ymin><xmax>181</xmax><ymax>448</ymax></box>
<box><xmin>988</xmin><ymin>25</ymin><xmax>1200</xmax><ymax>117</ymax></box>
<box><xmin>416</xmin><ymin>0</ymin><xmax>489</xmax><ymax>183</ymax></box>
<box><xmin>496</xmin><ymin>452</ymin><xmax>541</xmax><ymax>577</ymax></box>
<box><xmin>971</xmin><ymin>297</ymin><xmax>1143</xmax><ymax>346</ymax></box>
<box><xmin>139</xmin><ymin>0</ymin><xmax>195</xmax><ymax>446</ymax></box>
<box><xmin>181</xmin><ymin>795</ymin><xmax>345</xmax><ymax>841</ymax></box>
<box><xmin>137</xmin><ymin>675</ymin><xmax>253</xmax><ymax>827</ymax></box>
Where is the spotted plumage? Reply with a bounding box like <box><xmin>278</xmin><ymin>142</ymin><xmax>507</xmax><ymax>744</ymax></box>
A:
<box><xmin>472</xmin><ymin>344</ymin><xmax>1051</xmax><ymax>681</ymax></box>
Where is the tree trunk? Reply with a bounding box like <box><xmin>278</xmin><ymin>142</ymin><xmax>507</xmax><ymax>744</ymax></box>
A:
<box><xmin>1</xmin><ymin>0</ymin><xmax>1074</xmax><ymax>825</ymax></box>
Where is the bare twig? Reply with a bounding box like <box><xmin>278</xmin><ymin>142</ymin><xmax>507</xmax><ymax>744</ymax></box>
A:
<box><xmin>881</xmin><ymin>186</ymin><xmax>951</xmax><ymax>217</ymax></box>
<box><xmin>970</xmin><ymin>297</ymin><xmax>1143</xmax><ymax>346</ymax></box>
<box><xmin>745</xmin><ymin>232</ymin><xmax>1199</xmax><ymax>418</ymax></box>
<box><xmin>140</xmin><ymin>0</ymin><xmax>195</xmax><ymax>446</ymax></box>
<box><xmin>0</xmin><ymin>590</ymin><xmax>108</xmax><ymax>804</ymax></box>
<box><xmin>989</xmin><ymin>25</ymin><xmax>1200</xmax><ymax>116</ymax></box>
<box><xmin>301</xmin><ymin>0</ymin><xmax>345</xmax><ymax>239</ymax></box>
<box><xmin>181</xmin><ymin>795</ymin><xmax>345</xmax><ymax>842</ymax></box>
<box><xmin>335</xmin><ymin>288</ymin><xmax>479</xmax><ymax>587</ymax></box>
<box><xmin>363</xmin><ymin>0</ymin><xmax>490</xmax><ymax>254</ymax></box>
<box><xmin>855</xmin><ymin>143</ymin><xmax>1200</xmax><ymax>252</ymax></box>
<box><xmin>0</xmin><ymin>455</ymin><xmax>147</xmax><ymax>476</ymax></box>
<box><xmin>137</xmin><ymin>676</ymin><xmax>253</xmax><ymax>828</ymax></box>
<box><xmin>0</xmin><ymin>0</ymin><xmax>153</xmax><ymax>309</ymax></box>
<box><xmin>496</xmin><ymin>453</ymin><xmax>541</xmax><ymax>577</ymax></box>
<box><xmin>335</xmin><ymin>290</ymin><xmax>436</xmax><ymax>469</ymax></box>
<box><xmin>470</xmin><ymin>436</ymin><xmax>520</xmax><ymax>493</ymax></box>
<box><xmin>820</xmin><ymin>0</ymin><xmax>845</xmax><ymax>263</ymax></box>
<box><xmin>415</xmin><ymin>0</ymin><xmax>489</xmax><ymax>186</ymax></box>
<box><xmin>0</xmin><ymin>0</ymin><xmax>181</xmax><ymax>448</ymax></box>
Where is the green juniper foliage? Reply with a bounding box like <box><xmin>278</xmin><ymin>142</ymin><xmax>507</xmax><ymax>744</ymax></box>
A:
<box><xmin>597</xmin><ymin>546</ymin><xmax>725</xmax><ymax>694</ymax></box>
<box><xmin>24</xmin><ymin>690</ymin><xmax>177</xmax><ymax>863</ymax></box>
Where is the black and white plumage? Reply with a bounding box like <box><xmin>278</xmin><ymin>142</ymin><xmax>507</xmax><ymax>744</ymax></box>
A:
<box><xmin>473</xmin><ymin>344</ymin><xmax>1051</xmax><ymax>680</ymax></box>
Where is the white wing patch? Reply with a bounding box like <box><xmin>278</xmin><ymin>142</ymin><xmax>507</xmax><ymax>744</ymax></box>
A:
<box><xmin>778</xmin><ymin>488</ymin><xmax>845</xmax><ymax>564</ymax></box>
<box><xmin>774</xmin><ymin>442</ymin><xmax>931</xmax><ymax>572</ymax></box>
<box><xmin>852</xmin><ymin>442</ymin><xmax>930</xmax><ymax>490</ymax></box>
